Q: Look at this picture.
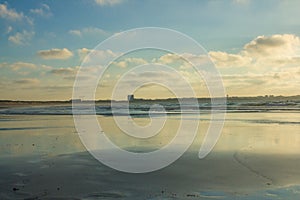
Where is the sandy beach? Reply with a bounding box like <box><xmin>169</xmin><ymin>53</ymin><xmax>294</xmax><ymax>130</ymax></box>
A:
<box><xmin>1</xmin><ymin>111</ymin><xmax>300</xmax><ymax>199</ymax></box>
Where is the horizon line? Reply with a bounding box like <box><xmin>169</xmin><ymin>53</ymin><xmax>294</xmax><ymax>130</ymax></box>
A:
<box><xmin>1</xmin><ymin>94</ymin><xmax>300</xmax><ymax>102</ymax></box>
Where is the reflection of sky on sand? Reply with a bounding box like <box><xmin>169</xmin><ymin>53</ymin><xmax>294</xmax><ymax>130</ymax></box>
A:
<box><xmin>217</xmin><ymin>112</ymin><xmax>300</xmax><ymax>154</ymax></box>
<box><xmin>0</xmin><ymin>112</ymin><xmax>300</xmax><ymax>199</ymax></box>
<box><xmin>0</xmin><ymin>115</ymin><xmax>84</xmax><ymax>157</ymax></box>
<box><xmin>99</xmin><ymin>112</ymin><xmax>300</xmax><ymax>155</ymax></box>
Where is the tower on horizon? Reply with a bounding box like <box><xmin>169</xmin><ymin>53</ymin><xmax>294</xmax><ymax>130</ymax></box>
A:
<box><xmin>127</xmin><ymin>94</ymin><xmax>134</xmax><ymax>101</ymax></box>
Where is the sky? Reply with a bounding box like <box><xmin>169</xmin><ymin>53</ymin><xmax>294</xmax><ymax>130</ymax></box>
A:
<box><xmin>1</xmin><ymin>0</ymin><xmax>300</xmax><ymax>100</ymax></box>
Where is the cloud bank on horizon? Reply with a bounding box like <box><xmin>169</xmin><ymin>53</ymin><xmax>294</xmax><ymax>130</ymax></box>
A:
<box><xmin>0</xmin><ymin>0</ymin><xmax>300</xmax><ymax>100</ymax></box>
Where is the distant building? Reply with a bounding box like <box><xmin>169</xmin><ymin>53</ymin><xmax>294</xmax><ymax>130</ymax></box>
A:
<box><xmin>127</xmin><ymin>94</ymin><xmax>134</xmax><ymax>101</ymax></box>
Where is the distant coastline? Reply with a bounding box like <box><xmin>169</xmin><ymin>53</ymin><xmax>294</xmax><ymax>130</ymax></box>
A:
<box><xmin>1</xmin><ymin>95</ymin><xmax>300</xmax><ymax>105</ymax></box>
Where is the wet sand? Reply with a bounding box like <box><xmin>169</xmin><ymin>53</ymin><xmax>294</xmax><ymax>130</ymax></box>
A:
<box><xmin>0</xmin><ymin>113</ymin><xmax>300</xmax><ymax>199</ymax></box>
<box><xmin>1</xmin><ymin>151</ymin><xmax>300</xmax><ymax>199</ymax></box>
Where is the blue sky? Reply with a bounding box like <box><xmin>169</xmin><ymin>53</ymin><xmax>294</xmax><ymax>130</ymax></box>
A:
<box><xmin>1</xmin><ymin>0</ymin><xmax>300</xmax><ymax>100</ymax></box>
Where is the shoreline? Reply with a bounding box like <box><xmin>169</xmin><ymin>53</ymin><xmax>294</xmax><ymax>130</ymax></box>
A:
<box><xmin>1</xmin><ymin>94</ymin><xmax>300</xmax><ymax>105</ymax></box>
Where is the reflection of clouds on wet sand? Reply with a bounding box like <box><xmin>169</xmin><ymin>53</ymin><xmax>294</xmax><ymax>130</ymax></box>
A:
<box><xmin>2</xmin><ymin>151</ymin><xmax>300</xmax><ymax>199</ymax></box>
<box><xmin>0</xmin><ymin>112</ymin><xmax>300</xmax><ymax>199</ymax></box>
<box><xmin>0</xmin><ymin>115</ymin><xmax>84</xmax><ymax>157</ymax></box>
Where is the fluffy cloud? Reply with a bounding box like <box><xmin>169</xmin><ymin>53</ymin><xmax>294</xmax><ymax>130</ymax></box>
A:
<box><xmin>110</xmin><ymin>68</ymin><xmax>205</xmax><ymax>99</ymax></box>
<box><xmin>158</xmin><ymin>53</ymin><xmax>210</xmax><ymax>67</ymax></box>
<box><xmin>0</xmin><ymin>62</ymin><xmax>36</xmax><ymax>70</ymax></box>
<box><xmin>0</xmin><ymin>3</ymin><xmax>23</xmax><ymax>21</ymax></box>
<box><xmin>210</xmin><ymin>34</ymin><xmax>300</xmax><ymax>68</ymax></box>
<box><xmin>37</xmin><ymin>48</ymin><xmax>73</xmax><ymax>60</ymax></box>
<box><xmin>8</xmin><ymin>31</ymin><xmax>35</xmax><ymax>45</ymax></box>
<box><xmin>149</xmin><ymin>34</ymin><xmax>300</xmax><ymax>96</ymax></box>
<box><xmin>113</xmin><ymin>58</ymin><xmax>147</xmax><ymax>68</ymax></box>
<box><xmin>77</xmin><ymin>48</ymin><xmax>92</xmax><ymax>60</ymax></box>
<box><xmin>221</xmin><ymin>68</ymin><xmax>300</xmax><ymax>96</ymax></box>
<box><xmin>243</xmin><ymin>34</ymin><xmax>300</xmax><ymax>58</ymax></box>
<box><xmin>207</xmin><ymin>35</ymin><xmax>300</xmax><ymax>96</ymax></box>
<box><xmin>10</xmin><ymin>62</ymin><xmax>37</xmax><ymax>71</ymax></box>
<box><xmin>0</xmin><ymin>3</ymin><xmax>33</xmax><ymax>25</ymax></box>
<box><xmin>50</xmin><ymin>67</ymin><xmax>78</xmax><ymax>75</ymax></box>
<box><xmin>209</xmin><ymin>51</ymin><xmax>252</xmax><ymax>67</ymax></box>
<box><xmin>0</xmin><ymin>62</ymin><xmax>52</xmax><ymax>72</ymax></box>
<box><xmin>95</xmin><ymin>0</ymin><xmax>124</xmax><ymax>6</ymax></box>
<box><xmin>69</xmin><ymin>27</ymin><xmax>108</xmax><ymax>37</ymax></box>
<box><xmin>78</xmin><ymin>48</ymin><xmax>120</xmax><ymax>64</ymax></box>
<box><xmin>30</xmin><ymin>4</ymin><xmax>52</xmax><ymax>18</ymax></box>
<box><xmin>158</xmin><ymin>54</ymin><xmax>182</xmax><ymax>64</ymax></box>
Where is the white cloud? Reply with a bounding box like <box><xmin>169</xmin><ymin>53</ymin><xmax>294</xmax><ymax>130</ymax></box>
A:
<box><xmin>113</xmin><ymin>58</ymin><xmax>148</xmax><ymax>68</ymax></box>
<box><xmin>209</xmin><ymin>34</ymin><xmax>300</xmax><ymax>68</ymax></box>
<box><xmin>243</xmin><ymin>34</ymin><xmax>300</xmax><ymax>58</ymax></box>
<box><xmin>0</xmin><ymin>62</ymin><xmax>53</xmax><ymax>72</ymax></box>
<box><xmin>114</xmin><ymin>61</ymin><xmax>126</xmax><ymax>68</ymax></box>
<box><xmin>0</xmin><ymin>3</ymin><xmax>33</xmax><ymax>25</ymax></box>
<box><xmin>158</xmin><ymin>54</ymin><xmax>182</xmax><ymax>64</ymax></box>
<box><xmin>77</xmin><ymin>48</ymin><xmax>92</xmax><ymax>60</ymax></box>
<box><xmin>69</xmin><ymin>27</ymin><xmax>108</xmax><ymax>37</ymax></box>
<box><xmin>30</xmin><ymin>4</ymin><xmax>52</xmax><ymax>18</ymax></box>
<box><xmin>221</xmin><ymin>69</ymin><xmax>300</xmax><ymax>96</ymax></box>
<box><xmin>8</xmin><ymin>31</ymin><xmax>35</xmax><ymax>45</ymax></box>
<box><xmin>10</xmin><ymin>62</ymin><xmax>37</xmax><ymax>71</ymax></box>
<box><xmin>95</xmin><ymin>0</ymin><xmax>124</xmax><ymax>6</ymax></box>
<box><xmin>157</xmin><ymin>53</ymin><xmax>210</xmax><ymax>67</ymax></box>
<box><xmin>207</xmin><ymin>34</ymin><xmax>300</xmax><ymax>96</ymax></box>
<box><xmin>0</xmin><ymin>3</ymin><xmax>23</xmax><ymax>21</ymax></box>
<box><xmin>50</xmin><ymin>67</ymin><xmax>79</xmax><ymax>75</ymax></box>
<box><xmin>37</xmin><ymin>48</ymin><xmax>73</xmax><ymax>60</ymax></box>
<box><xmin>209</xmin><ymin>51</ymin><xmax>252</xmax><ymax>67</ymax></box>
<box><xmin>0</xmin><ymin>62</ymin><xmax>54</xmax><ymax>77</ymax></box>
<box><xmin>111</xmin><ymin>68</ymin><xmax>205</xmax><ymax>99</ymax></box>
<box><xmin>78</xmin><ymin>48</ymin><xmax>120</xmax><ymax>64</ymax></box>
<box><xmin>124</xmin><ymin>71</ymin><xmax>184</xmax><ymax>88</ymax></box>
<box><xmin>69</xmin><ymin>30</ymin><xmax>82</xmax><ymax>37</ymax></box>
